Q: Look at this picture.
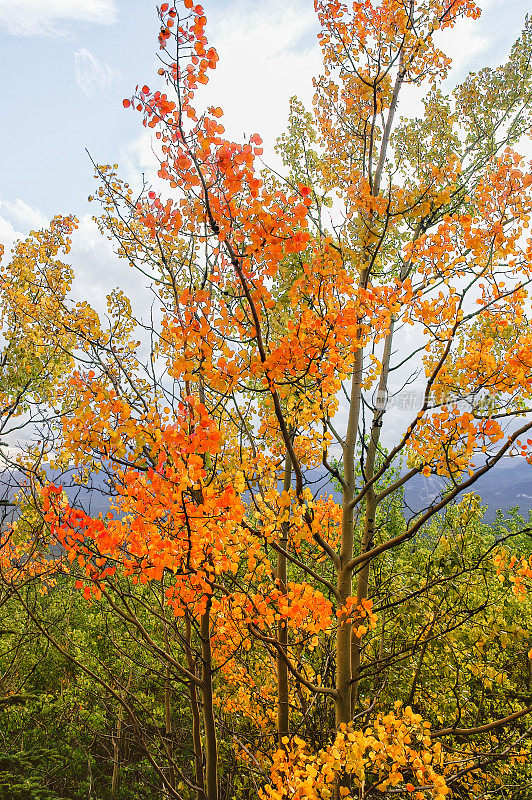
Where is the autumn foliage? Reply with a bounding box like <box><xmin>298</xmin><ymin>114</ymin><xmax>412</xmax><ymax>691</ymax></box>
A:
<box><xmin>2</xmin><ymin>0</ymin><xmax>532</xmax><ymax>798</ymax></box>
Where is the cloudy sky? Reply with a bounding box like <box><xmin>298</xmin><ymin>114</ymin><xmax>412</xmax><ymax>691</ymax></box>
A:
<box><xmin>0</xmin><ymin>0</ymin><xmax>530</xmax><ymax>309</ymax></box>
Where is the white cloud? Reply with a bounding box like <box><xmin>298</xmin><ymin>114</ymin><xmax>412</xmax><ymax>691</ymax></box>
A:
<box><xmin>118</xmin><ymin>129</ymin><xmax>165</xmax><ymax>196</ymax></box>
<box><xmin>0</xmin><ymin>198</ymin><xmax>48</xmax><ymax>231</ymax></box>
<box><xmin>0</xmin><ymin>216</ymin><xmax>18</xmax><ymax>262</ymax></box>
<box><xmin>437</xmin><ymin>18</ymin><xmax>489</xmax><ymax>84</ymax></box>
<box><xmin>74</xmin><ymin>48</ymin><xmax>121</xmax><ymax>98</ymax></box>
<box><xmin>0</xmin><ymin>0</ymin><xmax>117</xmax><ymax>37</ymax></box>
<box><xmin>68</xmin><ymin>214</ymin><xmax>154</xmax><ymax>322</ymax></box>
<box><xmin>0</xmin><ymin>198</ymin><xmax>49</xmax><ymax>261</ymax></box>
<box><xmin>0</xmin><ymin>198</ymin><xmax>49</xmax><ymax>259</ymax></box>
<box><xmin>69</xmin><ymin>214</ymin><xmax>125</xmax><ymax>310</ymax></box>
<box><xmin>203</xmin><ymin>0</ymin><xmax>320</xmax><ymax>166</ymax></box>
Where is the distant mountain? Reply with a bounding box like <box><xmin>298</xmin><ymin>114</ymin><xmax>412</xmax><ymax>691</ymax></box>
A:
<box><xmin>403</xmin><ymin>459</ymin><xmax>532</xmax><ymax>522</ymax></box>
<box><xmin>2</xmin><ymin>458</ymin><xmax>530</xmax><ymax>526</ymax></box>
<box><xmin>304</xmin><ymin>459</ymin><xmax>532</xmax><ymax>523</ymax></box>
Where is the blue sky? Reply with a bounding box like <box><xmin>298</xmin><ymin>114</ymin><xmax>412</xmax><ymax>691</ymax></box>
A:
<box><xmin>0</xmin><ymin>0</ymin><xmax>530</xmax><ymax>302</ymax></box>
<box><xmin>0</xmin><ymin>2</ymin><xmax>158</xmax><ymax>217</ymax></box>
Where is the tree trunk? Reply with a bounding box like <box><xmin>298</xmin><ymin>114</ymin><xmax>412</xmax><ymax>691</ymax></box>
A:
<box><xmin>277</xmin><ymin>450</ymin><xmax>292</xmax><ymax>740</ymax></box>
<box><xmin>163</xmin><ymin>610</ymin><xmax>175</xmax><ymax>795</ymax></box>
<box><xmin>350</xmin><ymin>322</ymin><xmax>394</xmax><ymax>709</ymax></box>
<box><xmin>336</xmin><ymin>348</ymin><xmax>364</xmax><ymax>726</ymax></box>
<box><xmin>185</xmin><ymin>612</ymin><xmax>206</xmax><ymax>800</ymax></box>
<box><xmin>201</xmin><ymin>599</ymin><xmax>218</xmax><ymax>800</ymax></box>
